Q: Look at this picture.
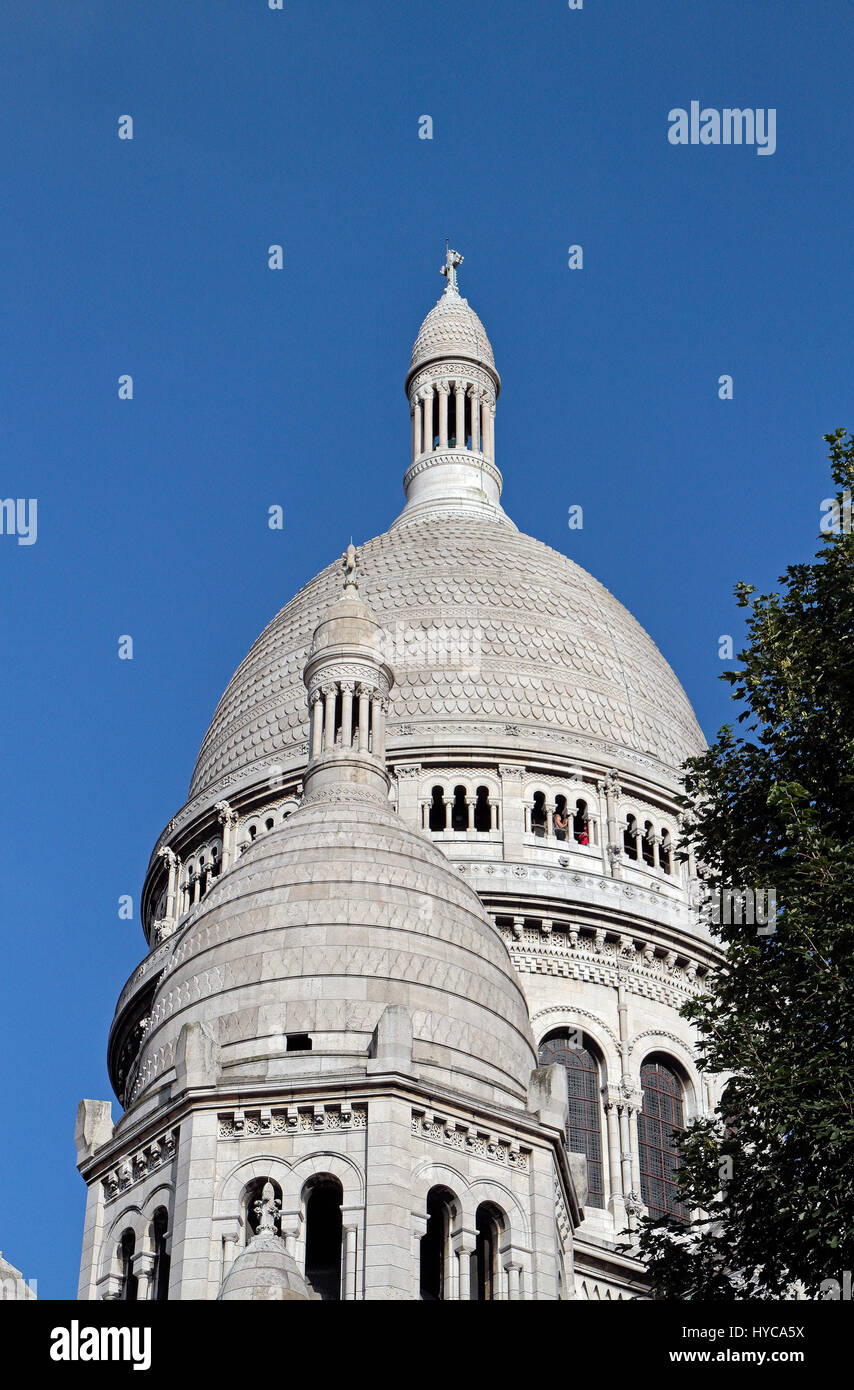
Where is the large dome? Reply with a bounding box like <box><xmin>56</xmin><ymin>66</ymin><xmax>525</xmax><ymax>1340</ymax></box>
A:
<box><xmin>189</xmin><ymin>510</ymin><xmax>704</xmax><ymax>801</ymax></box>
<box><xmin>131</xmin><ymin>795</ymin><xmax>538</xmax><ymax>1111</ymax></box>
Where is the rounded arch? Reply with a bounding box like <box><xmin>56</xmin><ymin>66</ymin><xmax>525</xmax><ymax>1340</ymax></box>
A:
<box><xmin>99</xmin><ymin>1205</ymin><xmax>148</xmax><ymax>1281</ymax></box>
<box><xmin>213</xmin><ymin>1154</ymin><xmax>296</xmax><ymax>1221</ymax></box>
<box><xmin>411</xmin><ymin>1159</ymin><xmax>469</xmax><ymax>1216</ymax></box>
<box><xmin>631</xmin><ymin>1034</ymin><xmax>701</xmax><ymax>1118</ymax></box>
<box><xmin>532</xmin><ymin>1007</ymin><xmax>621</xmax><ymax>1080</ymax></box>
<box><xmin>289</xmin><ymin>1150</ymin><xmax>365</xmax><ymax>1209</ymax></box>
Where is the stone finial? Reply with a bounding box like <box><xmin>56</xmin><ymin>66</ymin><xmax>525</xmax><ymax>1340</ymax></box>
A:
<box><xmin>341</xmin><ymin>542</ymin><xmax>359</xmax><ymax>593</ymax></box>
<box><xmin>253</xmin><ymin>1181</ymin><xmax>281</xmax><ymax>1237</ymax></box>
<box><xmin>440</xmin><ymin>241</ymin><xmax>463</xmax><ymax>294</ymax></box>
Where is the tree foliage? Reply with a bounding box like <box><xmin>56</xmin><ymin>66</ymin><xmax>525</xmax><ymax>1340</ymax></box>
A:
<box><xmin>634</xmin><ymin>429</ymin><xmax>854</xmax><ymax>1299</ymax></box>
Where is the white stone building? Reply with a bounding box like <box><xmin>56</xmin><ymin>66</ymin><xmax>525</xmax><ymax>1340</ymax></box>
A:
<box><xmin>76</xmin><ymin>249</ymin><xmax>719</xmax><ymax>1301</ymax></box>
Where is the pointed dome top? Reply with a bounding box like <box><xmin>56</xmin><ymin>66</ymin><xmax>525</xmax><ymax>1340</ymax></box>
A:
<box><xmin>406</xmin><ymin>246</ymin><xmax>498</xmax><ymax>389</ymax></box>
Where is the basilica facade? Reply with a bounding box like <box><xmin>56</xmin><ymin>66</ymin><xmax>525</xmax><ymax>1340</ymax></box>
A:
<box><xmin>76</xmin><ymin>251</ymin><xmax>720</xmax><ymax>1301</ymax></box>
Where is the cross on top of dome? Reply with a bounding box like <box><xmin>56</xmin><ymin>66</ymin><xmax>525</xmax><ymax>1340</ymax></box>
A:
<box><xmin>440</xmin><ymin>242</ymin><xmax>464</xmax><ymax>294</ymax></box>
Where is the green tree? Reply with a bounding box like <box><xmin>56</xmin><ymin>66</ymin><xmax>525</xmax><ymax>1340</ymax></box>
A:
<box><xmin>633</xmin><ymin>429</ymin><xmax>854</xmax><ymax>1299</ymax></box>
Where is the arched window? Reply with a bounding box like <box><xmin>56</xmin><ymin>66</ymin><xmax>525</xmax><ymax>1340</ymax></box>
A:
<box><xmin>538</xmin><ymin>1030</ymin><xmax>605</xmax><ymax>1208</ymax></box>
<box><xmin>210</xmin><ymin>845</ymin><xmax>220</xmax><ymax>878</ymax></box>
<box><xmin>119</xmin><ymin>1230</ymin><xmax>137</xmax><ymax>1302</ymax></box>
<box><xmin>152</xmin><ymin>1207</ymin><xmax>170</xmax><ymax>1302</ymax></box>
<box><xmin>624</xmin><ymin>814</ymin><xmax>638</xmax><ymax>860</ymax></box>
<box><xmin>573</xmin><ymin>799</ymin><xmax>589</xmax><ymax>845</ymax></box>
<box><xmin>660</xmin><ymin>830</ymin><xmax>673</xmax><ymax>874</ymax></box>
<box><xmin>248</xmin><ymin>823</ymin><xmax>257</xmax><ymax>841</ymax></box>
<box><xmin>474</xmin><ymin>1203</ymin><xmax>504</xmax><ymax>1300</ymax></box>
<box><xmin>303</xmin><ymin>1177</ymin><xmax>343</xmax><ymax>1301</ymax></box>
<box><xmin>638</xmin><ymin>1057</ymin><xmax>687</xmax><ymax>1221</ymax></box>
<box><xmin>642</xmin><ymin>820</ymin><xmax>655</xmax><ymax>866</ymax></box>
<box><xmin>474</xmin><ymin>786</ymin><xmax>492</xmax><ymax>833</ymax></box>
<box><xmin>451</xmin><ymin>785</ymin><xmax>468</xmax><ymax>832</ymax></box>
<box><xmin>265</xmin><ymin>817</ymin><xmax>274</xmax><ymax>832</ymax></box>
<box><xmin>429</xmin><ymin>786</ymin><xmax>447</xmax><ymax>832</ymax></box>
<box><xmin>419</xmin><ymin>1186</ymin><xmax>456</xmax><ymax>1300</ymax></box>
<box><xmin>531</xmin><ymin>791</ymin><xmax>547</xmax><ymax>838</ymax></box>
<box><xmin>553</xmin><ymin>794</ymin><xmax>569</xmax><ymax>841</ymax></box>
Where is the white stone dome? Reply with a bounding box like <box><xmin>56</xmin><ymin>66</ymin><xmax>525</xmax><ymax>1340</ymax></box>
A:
<box><xmin>132</xmin><ymin>795</ymin><xmax>538</xmax><ymax>1111</ymax></box>
<box><xmin>189</xmin><ymin>511</ymin><xmax>704</xmax><ymax>801</ymax></box>
<box><xmin>408</xmin><ymin>289</ymin><xmax>497</xmax><ymax>384</ymax></box>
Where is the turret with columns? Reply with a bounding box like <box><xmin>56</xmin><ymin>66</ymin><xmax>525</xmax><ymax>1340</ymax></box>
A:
<box><xmin>401</xmin><ymin>245</ymin><xmax>504</xmax><ymax>521</ymax></box>
<box><xmin>302</xmin><ymin>542</ymin><xmax>394</xmax><ymax>803</ymax></box>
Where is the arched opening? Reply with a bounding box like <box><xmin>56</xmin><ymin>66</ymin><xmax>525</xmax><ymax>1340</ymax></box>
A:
<box><xmin>474</xmin><ymin>1203</ymin><xmax>504</xmax><ymax>1300</ymax></box>
<box><xmin>638</xmin><ymin>1056</ymin><xmax>687</xmax><ymax>1221</ymax></box>
<box><xmin>265</xmin><ymin>817</ymin><xmax>274</xmax><ymax>832</ymax></box>
<box><xmin>553</xmin><ymin>794</ymin><xmax>569</xmax><ymax>841</ymax></box>
<box><xmin>210</xmin><ymin>845</ymin><xmax>220</xmax><ymax>878</ymax></box>
<box><xmin>451</xmin><ymin>785</ymin><xmax>468</xmax><ymax>832</ymax></box>
<box><xmin>303</xmin><ymin>1177</ymin><xmax>343</xmax><ymax>1301</ymax></box>
<box><xmin>573</xmin><ymin>799</ymin><xmax>590</xmax><ymax>844</ymax></box>
<box><xmin>152</xmin><ymin>1207</ymin><xmax>170</xmax><ymax>1302</ymax></box>
<box><xmin>464</xmin><ymin>392</ymin><xmax>473</xmax><ymax>449</ymax></box>
<box><xmin>119</xmin><ymin>1230</ymin><xmax>137</xmax><ymax>1302</ymax></box>
<box><xmin>660</xmin><ymin>830</ymin><xmax>673</xmax><ymax>874</ymax></box>
<box><xmin>419</xmin><ymin>1186</ymin><xmax>456</xmax><ymax>1300</ymax></box>
<box><xmin>531</xmin><ymin>791</ymin><xmax>547</xmax><ymax>838</ymax></box>
<box><xmin>538</xmin><ymin>1030</ymin><xmax>606</xmax><ymax>1208</ymax></box>
<box><xmin>642</xmin><ymin>820</ymin><xmax>655</xmax><ymax>866</ymax></box>
<box><xmin>474</xmin><ymin>786</ymin><xmax>492</xmax><ymax>833</ymax></box>
<box><xmin>244</xmin><ymin>1177</ymin><xmax>283</xmax><ymax>1241</ymax></box>
<box><xmin>623</xmin><ymin>814</ymin><xmax>638</xmax><ymax>860</ymax></box>
<box><xmin>428</xmin><ymin>786</ymin><xmax>447</xmax><ymax>832</ymax></box>
<box><xmin>247</xmin><ymin>823</ymin><xmax>257</xmax><ymax>842</ymax></box>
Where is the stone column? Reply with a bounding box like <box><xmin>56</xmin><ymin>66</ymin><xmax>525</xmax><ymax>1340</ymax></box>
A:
<box><xmin>444</xmin><ymin>795</ymin><xmax>452</xmax><ymax>830</ymax></box>
<box><xmin>423</xmin><ymin>389</ymin><xmax>434</xmax><ymax>453</ymax></box>
<box><xmin>604</xmin><ymin>1095</ymin><xmax>627</xmax><ymax>1227</ymax></box>
<box><xmin>466</xmin><ymin>796</ymin><xmax>476</xmax><ymax>830</ymax></box>
<box><xmin>357</xmin><ymin>685</ymin><xmax>371</xmax><ymax>752</ymax></box>
<box><xmin>411</xmin><ymin>396</ymin><xmax>421</xmax><ymax>461</ymax></box>
<box><xmin>484</xmin><ymin>398</ymin><xmax>495</xmax><ymax>460</ymax></box>
<box><xmin>468</xmin><ymin>386</ymin><xmax>480</xmax><ymax>451</ymax></box>
<box><xmin>342</xmin><ymin>1222</ymin><xmax>358</xmax><ymax>1300</ymax></box>
<box><xmin>437</xmin><ymin>382</ymin><xmax>449</xmax><ymax>448</ymax></box>
<box><xmin>454</xmin><ymin>381</ymin><xmax>465</xmax><ymax>447</ymax></box>
<box><xmin>322</xmin><ymin>683</ymin><xmax>337</xmax><ymax>752</ymax></box>
<box><xmin>651</xmin><ymin>830</ymin><xmax>660</xmax><ymax>869</ymax></box>
<box><xmin>133</xmin><ymin>1251</ymin><xmax>157</xmax><ymax>1302</ymax></box>
<box><xmin>215</xmin><ymin>804</ymin><xmax>238</xmax><ymax>873</ymax></box>
<box><xmin>453</xmin><ymin>1231</ymin><xmax>476</xmax><ymax>1300</ymax></box>
<box><xmin>156</xmin><ymin>846</ymin><xmax>178</xmax><ymax>928</ymax></box>
<box><xmin>489</xmin><ymin>797</ymin><xmax>499</xmax><ymax>831</ymax></box>
<box><xmin>339</xmin><ymin>682</ymin><xmax>355</xmax><ymax>750</ymax></box>
<box><xmin>309</xmin><ymin>689</ymin><xmax>324</xmax><ymax>758</ymax></box>
<box><xmin>370</xmin><ymin>692</ymin><xmax>385</xmax><ymax>758</ymax></box>
<box><xmin>505</xmin><ymin>1261</ymin><xmax>521</xmax><ymax>1301</ymax></box>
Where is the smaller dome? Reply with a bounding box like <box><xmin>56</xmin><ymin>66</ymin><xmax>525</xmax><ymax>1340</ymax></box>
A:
<box><xmin>218</xmin><ymin>1233</ymin><xmax>311</xmax><ymax>1302</ymax></box>
<box><xmin>408</xmin><ymin>288</ymin><xmax>497</xmax><ymax>384</ymax></box>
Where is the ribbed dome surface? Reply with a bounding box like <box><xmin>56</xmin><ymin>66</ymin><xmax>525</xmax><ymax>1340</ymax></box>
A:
<box><xmin>189</xmin><ymin>512</ymin><xmax>704</xmax><ymax>800</ymax></box>
<box><xmin>132</xmin><ymin>797</ymin><xmax>538</xmax><ymax>1110</ymax></box>
<box><xmin>409</xmin><ymin>289</ymin><xmax>496</xmax><ymax>377</ymax></box>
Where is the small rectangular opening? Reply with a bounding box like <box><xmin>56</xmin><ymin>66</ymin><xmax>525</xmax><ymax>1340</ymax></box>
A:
<box><xmin>286</xmin><ymin>1033</ymin><xmax>312</xmax><ymax>1052</ymax></box>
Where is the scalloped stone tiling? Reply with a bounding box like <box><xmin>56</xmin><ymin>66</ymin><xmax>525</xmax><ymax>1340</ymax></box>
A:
<box><xmin>188</xmin><ymin>513</ymin><xmax>704</xmax><ymax>800</ymax></box>
<box><xmin>409</xmin><ymin>290</ymin><xmax>495</xmax><ymax>374</ymax></box>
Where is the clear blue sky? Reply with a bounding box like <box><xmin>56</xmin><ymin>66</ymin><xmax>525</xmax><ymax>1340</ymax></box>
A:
<box><xmin>1</xmin><ymin>0</ymin><xmax>851</xmax><ymax>1297</ymax></box>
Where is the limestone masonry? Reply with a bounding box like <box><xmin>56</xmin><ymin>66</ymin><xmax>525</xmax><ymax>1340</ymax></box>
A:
<box><xmin>76</xmin><ymin>249</ymin><xmax>720</xmax><ymax>1301</ymax></box>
